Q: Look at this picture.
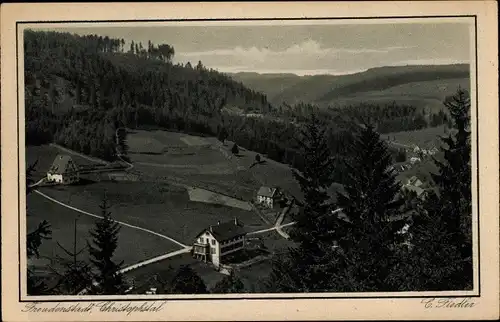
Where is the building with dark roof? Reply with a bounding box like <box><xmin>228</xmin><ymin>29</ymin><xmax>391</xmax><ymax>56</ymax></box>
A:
<box><xmin>256</xmin><ymin>186</ymin><xmax>279</xmax><ymax>208</ymax></box>
<box><xmin>192</xmin><ymin>218</ymin><xmax>247</xmax><ymax>268</ymax></box>
<box><xmin>47</xmin><ymin>154</ymin><xmax>79</xmax><ymax>184</ymax></box>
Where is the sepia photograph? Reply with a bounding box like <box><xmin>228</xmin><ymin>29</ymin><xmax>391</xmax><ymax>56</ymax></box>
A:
<box><xmin>23</xmin><ymin>21</ymin><xmax>476</xmax><ymax>297</ymax></box>
<box><xmin>1</xmin><ymin>2</ymin><xmax>498</xmax><ymax>321</ymax></box>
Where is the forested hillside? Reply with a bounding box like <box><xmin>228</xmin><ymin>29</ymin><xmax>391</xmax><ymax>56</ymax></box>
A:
<box><xmin>24</xmin><ymin>30</ymin><xmax>452</xmax><ymax>184</ymax></box>
<box><xmin>232</xmin><ymin>64</ymin><xmax>470</xmax><ymax>110</ymax></box>
<box><xmin>24</xmin><ymin>30</ymin><xmax>283</xmax><ymax>160</ymax></box>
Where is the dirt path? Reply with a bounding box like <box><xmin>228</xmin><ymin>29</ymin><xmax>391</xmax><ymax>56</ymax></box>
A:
<box><xmin>274</xmin><ymin>206</ymin><xmax>291</xmax><ymax>239</ymax></box>
<box><xmin>119</xmin><ymin>247</ymin><xmax>192</xmax><ymax>274</ymax></box>
<box><xmin>246</xmin><ymin>221</ymin><xmax>297</xmax><ymax>235</ymax></box>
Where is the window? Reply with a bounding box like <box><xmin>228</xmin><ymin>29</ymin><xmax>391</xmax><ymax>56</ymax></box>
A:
<box><xmin>211</xmin><ymin>239</ymin><xmax>216</xmax><ymax>245</ymax></box>
<box><xmin>211</xmin><ymin>247</ymin><xmax>216</xmax><ymax>254</ymax></box>
<box><xmin>199</xmin><ymin>237</ymin><xmax>204</xmax><ymax>243</ymax></box>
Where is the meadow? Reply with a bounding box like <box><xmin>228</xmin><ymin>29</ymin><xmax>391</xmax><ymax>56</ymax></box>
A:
<box><xmin>128</xmin><ymin>129</ymin><xmax>304</xmax><ymax>201</ymax></box>
<box><xmin>35</xmin><ymin>181</ymin><xmax>267</xmax><ymax>244</ymax></box>
<box><xmin>381</xmin><ymin>125</ymin><xmax>448</xmax><ymax>149</ymax></box>
<box><xmin>27</xmin><ymin>192</ymin><xmax>180</xmax><ymax>272</ymax></box>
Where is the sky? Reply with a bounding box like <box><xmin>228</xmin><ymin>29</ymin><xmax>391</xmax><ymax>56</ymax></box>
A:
<box><xmin>39</xmin><ymin>21</ymin><xmax>472</xmax><ymax>76</ymax></box>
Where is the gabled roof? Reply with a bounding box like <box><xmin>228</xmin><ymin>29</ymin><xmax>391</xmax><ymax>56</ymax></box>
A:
<box><xmin>198</xmin><ymin>219</ymin><xmax>247</xmax><ymax>242</ymax></box>
<box><xmin>257</xmin><ymin>186</ymin><xmax>277</xmax><ymax>198</ymax></box>
<box><xmin>48</xmin><ymin>155</ymin><xmax>77</xmax><ymax>175</ymax></box>
<box><xmin>407</xmin><ymin>176</ymin><xmax>423</xmax><ymax>186</ymax></box>
<box><xmin>404</xmin><ymin>185</ymin><xmax>425</xmax><ymax>196</ymax></box>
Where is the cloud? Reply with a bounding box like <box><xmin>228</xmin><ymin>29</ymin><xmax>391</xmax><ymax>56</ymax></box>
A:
<box><xmin>174</xmin><ymin>40</ymin><xmax>464</xmax><ymax>75</ymax></box>
<box><xmin>178</xmin><ymin>39</ymin><xmax>411</xmax><ymax>61</ymax></box>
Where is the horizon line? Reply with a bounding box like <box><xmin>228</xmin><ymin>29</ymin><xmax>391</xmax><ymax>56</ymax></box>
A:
<box><xmin>218</xmin><ymin>62</ymin><xmax>470</xmax><ymax>77</ymax></box>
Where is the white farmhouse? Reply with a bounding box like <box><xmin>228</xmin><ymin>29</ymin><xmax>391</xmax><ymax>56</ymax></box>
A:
<box><xmin>409</xmin><ymin>157</ymin><xmax>421</xmax><ymax>164</ymax></box>
<box><xmin>256</xmin><ymin>186</ymin><xmax>279</xmax><ymax>208</ymax></box>
<box><xmin>192</xmin><ymin>219</ymin><xmax>247</xmax><ymax>269</ymax></box>
<box><xmin>47</xmin><ymin>155</ymin><xmax>80</xmax><ymax>184</ymax></box>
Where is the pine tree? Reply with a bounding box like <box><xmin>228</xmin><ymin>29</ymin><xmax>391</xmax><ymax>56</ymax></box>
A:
<box><xmin>211</xmin><ymin>270</ymin><xmax>245</xmax><ymax>293</ymax></box>
<box><xmin>88</xmin><ymin>194</ymin><xmax>125</xmax><ymax>295</ymax></box>
<box><xmin>26</xmin><ymin>161</ymin><xmax>53</xmax><ymax>295</ymax></box>
<box><xmin>432</xmin><ymin>87</ymin><xmax>471</xmax><ymax>255</ymax></box>
<box><xmin>267</xmin><ymin>113</ymin><xmax>336</xmax><ymax>292</ymax></box>
<box><xmin>231</xmin><ymin>143</ymin><xmax>239</xmax><ymax>155</ymax></box>
<box><xmin>170</xmin><ymin>265</ymin><xmax>207</xmax><ymax>294</ymax></box>
<box><xmin>329</xmin><ymin>124</ymin><xmax>407</xmax><ymax>292</ymax></box>
<box><xmin>52</xmin><ymin>215</ymin><xmax>93</xmax><ymax>295</ymax></box>
<box><xmin>397</xmin><ymin>88</ymin><xmax>473</xmax><ymax>291</ymax></box>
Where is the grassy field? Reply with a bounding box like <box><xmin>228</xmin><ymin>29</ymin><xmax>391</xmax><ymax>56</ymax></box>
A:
<box><xmin>27</xmin><ymin>192</ymin><xmax>180</xmax><ymax>271</ymax></box>
<box><xmin>127</xmin><ymin>129</ymin><xmax>305</xmax><ymax>202</ymax></box>
<box><xmin>382</xmin><ymin>125</ymin><xmax>449</xmax><ymax>149</ymax></box>
<box><xmin>35</xmin><ymin>181</ymin><xmax>267</xmax><ymax>244</ymax></box>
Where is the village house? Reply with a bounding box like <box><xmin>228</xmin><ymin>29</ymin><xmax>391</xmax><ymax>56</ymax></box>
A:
<box><xmin>409</xmin><ymin>157</ymin><xmax>421</xmax><ymax>164</ymax></box>
<box><xmin>256</xmin><ymin>186</ymin><xmax>280</xmax><ymax>208</ymax></box>
<box><xmin>403</xmin><ymin>184</ymin><xmax>427</xmax><ymax>199</ymax></box>
<box><xmin>429</xmin><ymin>147</ymin><xmax>439</xmax><ymax>155</ymax></box>
<box><xmin>407</xmin><ymin>176</ymin><xmax>423</xmax><ymax>187</ymax></box>
<box><xmin>46</xmin><ymin>154</ymin><xmax>80</xmax><ymax>184</ymax></box>
<box><xmin>192</xmin><ymin>219</ymin><xmax>247</xmax><ymax>269</ymax></box>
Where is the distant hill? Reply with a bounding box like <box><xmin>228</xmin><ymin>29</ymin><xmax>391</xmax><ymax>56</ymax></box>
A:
<box><xmin>230</xmin><ymin>64</ymin><xmax>471</xmax><ymax>112</ymax></box>
<box><xmin>228</xmin><ymin>72</ymin><xmax>305</xmax><ymax>99</ymax></box>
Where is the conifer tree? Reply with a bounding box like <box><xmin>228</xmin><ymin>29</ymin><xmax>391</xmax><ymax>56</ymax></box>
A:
<box><xmin>170</xmin><ymin>265</ymin><xmax>207</xmax><ymax>294</ymax></box>
<box><xmin>432</xmin><ymin>87</ymin><xmax>472</xmax><ymax>256</ymax></box>
<box><xmin>211</xmin><ymin>270</ymin><xmax>245</xmax><ymax>293</ymax></box>
<box><xmin>26</xmin><ymin>161</ymin><xmax>53</xmax><ymax>295</ymax></box>
<box><xmin>396</xmin><ymin>88</ymin><xmax>473</xmax><ymax>291</ymax></box>
<box><xmin>267</xmin><ymin>113</ymin><xmax>337</xmax><ymax>292</ymax></box>
<box><xmin>88</xmin><ymin>194</ymin><xmax>125</xmax><ymax>295</ymax></box>
<box><xmin>328</xmin><ymin>124</ymin><xmax>406</xmax><ymax>292</ymax></box>
<box><xmin>231</xmin><ymin>143</ymin><xmax>239</xmax><ymax>155</ymax></box>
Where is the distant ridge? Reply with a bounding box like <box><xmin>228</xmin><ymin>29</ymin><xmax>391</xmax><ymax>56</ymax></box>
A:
<box><xmin>229</xmin><ymin>64</ymin><xmax>471</xmax><ymax>111</ymax></box>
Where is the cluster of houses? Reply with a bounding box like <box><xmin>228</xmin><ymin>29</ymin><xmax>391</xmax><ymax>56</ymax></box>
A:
<box><xmin>407</xmin><ymin>145</ymin><xmax>439</xmax><ymax>165</ymax></box>
<box><xmin>412</xmin><ymin>145</ymin><xmax>439</xmax><ymax>157</ymax></box>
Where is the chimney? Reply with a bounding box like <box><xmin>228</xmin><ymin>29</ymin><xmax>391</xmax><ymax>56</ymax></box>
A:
<box><xmin>217</xmin><ymin>221</ymin><xmax>220</xmax><ymax>225</ymax></box>
<box><xmin>210</xmin><ymin>226</ymin><xmax>213</xmax><ymax>232</ymax></box>
<box><xmin>234</xmin><ymin>217</ymin><xmax>238</xmax><ymax>225</ymax></box>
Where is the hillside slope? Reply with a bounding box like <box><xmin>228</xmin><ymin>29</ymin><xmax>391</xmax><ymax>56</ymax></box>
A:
<box><xmin>233</xmin><ymin>64</ymin><xmax>470</xmax><ymax>111</ymax></box>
